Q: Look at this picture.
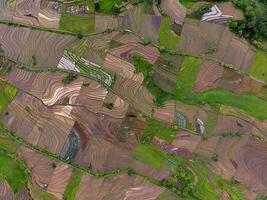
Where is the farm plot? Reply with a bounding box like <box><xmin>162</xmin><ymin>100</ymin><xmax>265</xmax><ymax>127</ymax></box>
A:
<box><xmin>95</xmin><ymin>15</ymin><xmax>122</xmax><ymax>32</ymax></box>
<box><xmin>1</xmin><ymin>91</ymin><xmax>74</xmax><ymax>154</ymax></box>
<box><xmin>75</xmin><ymin>79</ymin><xmax>108</xmax><ymax>113</ymax></box>
<box><xmin>37</xmin><ymin>1</ymin><xmax>62</xmax><ymax>29</ymax></box>
<box><xmin>216</xmin><ymin>2</ymin><xmax>243</xmax><ymax>20</ymax></box>
<box><xmin>175</xmin><ymin>101</ymin><xmax>208</xmax><ymax>131</ymax></box>
<box><xmin>59</xmin><ymin>13</ymin><xmax>95</xmax><ymax>35</ymax></box>
<box><xmin>101</xmin><ymin>92</ymin><xmax>129</xmax><ymax>119</ymax></box>
<box><xmin>160</xmin><ymin>0</ymin><xmax>186</xmax><ymax>25</ymax></box>
<box><xmin>7</xmin><ymin>67</ymin><xmax>37</xmax><ymax>92</ymax></box>
<box><xmin>122</xmin><ymin>5</ymin><xmax>162</xmax><ymax>43</ymax></box>
<box><xmin>58</xmin><ymin>50</ymin><xmax>113</xmax><ymax>86</ymax></box>
<box><xmin>152</xmin><ymin>100</ymin><xmax>176</xmax><ymax>124</ymax></box>
<box><xmin>67</xmin><ymin>32</ymin><xmax>117</xmax><ymax>66</ymax></box>
<box><xmin>0</xmin><ymin>0</ymin><xmax>15</xmax><ymax>20</ymax></box>
<box><xmin>18</xmin><ymin>146</ymin><xmax>72</xmax><ymax>199</ymax></box>
<box><xmin>18</xmin><ymin>29</ymin><xmax>78</xmax><ymax>68</ymax></box>
<box><xmin>219</xmin><ymin>105</ymin><xmax>267</xmax><ymax>138</ymax></box>
<box><xmin>179</xmin><ymin>19</ymin><xmax>256</xmax><ymax>71</ymax></box>
<box><xmin>0</xmin><ymin>180</ymin><xmax>32</xmax><ymax>200</ymax></box>
<box><xmin>103</xmin><ymin>54</ymin><xmax>144</xmax><ymax>83</ymax></box>
<box><xmin>13</xmin><ymin>0</ymin><xmax>41</xmax><ymax>26</ymax></box>
<box><xmin>75</xmin><ymin>173</ymin><xmax>164</xmax><ymax>200</ymax></box>
<box><xmin>212</xmin><ymin>138</ymin><xmax>267</xmax><ymax>194</ymax></box>
<box><xmin>0</xmin><ymin>25</ymin><xmax>31</xmax><ymax>61</ymax></box>
<box><xmin>194</xmin><ymin>60</ymin><xmax>263</xmax><ymax>95</ymax></box>
<box><xmin>109</xmin><ymin>36</ymin><xmax>160</xmax><ymax>64</ymax></box>
<box><xmin>42</xmin><ymin>72</ymin><xmax>84</xmax><ymax>106</ymax></box>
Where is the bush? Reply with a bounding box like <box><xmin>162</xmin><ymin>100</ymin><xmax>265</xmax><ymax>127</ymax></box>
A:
<box><xmin>143</xmin><ymin>38</ymin><xmax>151</xmax><ymax>45</ymax></box>
<box><xmin>188</xmin><ymin>4</ymin><xmax>212</xmax><ymax>19</ymax></box>
<box><xmin>211</xmin><ymin>154</ymin><xmax>218</xmax><ymax>162</ymax></box>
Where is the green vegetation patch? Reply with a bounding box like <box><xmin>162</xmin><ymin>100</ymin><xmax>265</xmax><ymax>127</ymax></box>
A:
<box><xmin>204</xmin><ymin>107</ymin><xmax>219</xmax><ymax>137</ymax></box>
<box><xmin>133</xmin><ymin>54</ymin><xmax>153</xmax><ymax>80</ymax></box>
<box><xmin>216</xmin><ymin>177</ymin><xmax>247</xmax><ymax>200</ymax></box>
<box><xmin>0</xmin><ymin>81</ymin><xmax>17</xmax><ymax>113</ymax></box>
<box><xmin>174</xmin><ymin>88</ymin><xmax>267</xmax><ymax>120</ymax></box>
<box><xmin>0</xmin><ymin>130</ymin><xmax>19</xmax><ymax>154</ymax></box>
<box><xmin>109</xmin><ymin>40</ymin><xmax>123</xmax><ymax>49</ymax></box>
<box><xmin>132</xmin><ymin>54</ymin><xmax>173</xmax><ymax>106</ymax></box>
<box><xmin>156</xmin><ymin>192</ymin><xmax>169</xmax><ymax>200</ymax></box>
<box><xmin>141</xmin><ymin>118</ymin><xmax>177</xmax><ymax>143</ymax></box>
<box><xmin>96</xmin><ymin>0</ymin><xmax>123</xmax><ymax>14</ymax></box>
<box><xmin>189</xmin><ymin>161</ymin><xmax>219</xmax><ymax>200</ymax></box>
<box><xmin>179</xmin><ymin>0</ymin><xmax>196</xmax><ymax>9</ymax></box>
<box><xmin>59</xmin><ymin>13</ymin><xmax>95</xmax><ymax>35</ymax></box>
<box><xmin>176</xmin><ymin>56</ymin><xmax>202</xmax><ymax>92</ymax></box>
<box><xmin>0</xmin><ymin>151</ymin><xmax>29</xmax><ymax>194</ymax></box>
<box><xmin>249</xmin><ymin>50</ymin><xmax>267</xmax><ymax>83</ymax></box>
<box><xmin>158</xmin><ymin>17</ymin><xmax>180</xmax><ymax>51</ymax></box>
<box><xmin>188</xmin><ymin>4</ymin><xmax>212</xmax><ymax>19</ymax></box>
<box><xmin>28</xmin><ymin>182</ymin><xmax>58</xmax><ymax>200</ymax></box>
<box><xmin>64</xmin><ymin>169</ymin><xmax>83</xmax><ymax>200</ymax></box>
<box><xmin>134</xmin><ymin>144</ymin><xmax>183</xmax><ymax>171</ymax></box>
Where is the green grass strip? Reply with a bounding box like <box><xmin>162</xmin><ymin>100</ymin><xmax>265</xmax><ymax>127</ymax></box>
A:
<box><xmin>60</xmin><ymin>13</ymin><xmax>95</xmax><ymax>35</ymax></box>
<box><xmin>0</xmin><ymin>151</ymin><xmax>29</xmax><ymax>194</ymax></box>
<box><xmin>0</xmin><ymin>80</ymin><xmax>17</xmax><ymax>113</ymax></box>
<box><xmin>158</xmin><ymin>17</ymin><xmax>180</xmax><ymax>51</ymax></box>
<box><xmin>63</xmin><ymin>169</ymin><xmax>83</xmax><ymax>200</ymax></box>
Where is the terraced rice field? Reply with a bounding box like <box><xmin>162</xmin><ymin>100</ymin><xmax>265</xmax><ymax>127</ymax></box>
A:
<box><xmin>0</xmin><ymin>1</ymin><xmax>267</xmax><ymax>199</ymax></box>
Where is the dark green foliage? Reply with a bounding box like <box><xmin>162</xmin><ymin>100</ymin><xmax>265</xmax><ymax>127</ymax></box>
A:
<box><xmin>62</xmin><ymin>74</ymin><xmax>77</xmax><ymax>85</ymax></box>
<box><xmin>0</xmin><ymin>46</ymin><xmax>4</xmax><ymax>57</ymax></box>
<box><xmin>109</xmin><ymin>40</ymin><xmax>123</xmax><ymax>49</ymax></box>
<box><xmin>132</xmin><ymin>54</ymin><xmax>153</xmax><ymax>80</ymax></box>
<box><xmin>63</xmin><ymin>97</ymin><xmax>70</xmax><ymax>105</ymax></box>
<box><xmin>1</xmin><ymin>66</ymin><xmax>11</xmax><ymax>76</ymax></box>
<box><xmin>211</xmin><ymin>154</ymin><xmax>218</xmax><ymax>162</ymax></box>
<box><xmin>188</xmin><ymin>4</ymin><xmax>212</xmax><ymax>19</ymax></box>
<box><xmin>32</xmin><ymin>55</ymin><xmax>37</xmax><ymax>66</ymax></box>
<box><xmin>49</xmin><ymin>162</ymin><xmax>57</xmax><ymax>169</ymax></box>
<box><xmin>77</xmin><ymin>33</ymin><xmax>83</xmax><ymax>39</ymax></box>
<box><xmin>222</xmin><ymin>132</ymin><xmax>241</xmax><ymax>137</ymax></box>
<box><xmin>24</xmin><ymin>106</ymin><xmax>31</xmax><ymax>114</ymax></box>
<box><xmin>140</xmin><ymin>118</ymin><xmax>177</xmax><ymax>143</ymax></box>
<box><xmin>160</xmin><ymin>167</ymin><xmax>194</xmax><ymax>197</ymax></box>
<box><xmin>229</xmin><ymin>0</ymin><xmax>267</xmax><ymax>40</ymax></box>
<box><xmin>257</xmin><ymin>195</ymin><xmax>267</xmax><ymax>200</ymax></box>
<box><xmin>142</xmin><ymin>38</ymin><xmax>151</xmax><ymax>45</ymax></box>
<box><xmin>104</xmin><ymin>102</ymin><xmax>114</xmax><ymax>109</ymax></box>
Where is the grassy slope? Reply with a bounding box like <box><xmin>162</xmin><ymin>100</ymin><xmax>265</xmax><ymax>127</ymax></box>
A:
<box><xmin>176</xmin><ymin>56</ymin><xmax>203</xmax><ymax>91</ymax></box>
<box><xmin>156</xmin><ymin>192</ymin><xmax>169</xmax><ymax>200</ymax></box>
<box><xmin>216</xmin><ymin>177</ymin><xmax>247</xmax><ymax>200</ymax></box>
<box><xmin>0</xmin><ymin>151</ymin><xmax>29</xmax><ymax>194</ymax></box>
<box><xmin>0</xmin><ymin>81</ymin><xmax>17</xmax><ymax>113</ymax></box>
<box><xmin>189</xmin><ymin>161</ymin><xmax>219</xmax><ymax>200</ymax></box>
<box><xmin>158</xmin><ymin>17</ymin><xmax>180</xmax><ymax>50</ymax></box>
<box><xmin>249</xmin><ymin>50</ymin><xmax>267</xmax><ymax>83</ymax></box>
<box><xmin>63</xmin><ymin>169</ymin><xmax>83</xmax><ymax>200</ymax></box>
<box><xmin>180</xmin><ymin>0</ymin><xmax>196</xmax><ymax>8</ymax></box>
<box><xmin>133</xmin><ymin>53</ymin><xmax>267</xmax><ymax>120</ymax></box>
<box><xmin>141</xmin><ymin>118</ymin><xmax>177</xmax><ymax>143</ymax></box>
<box><xmin>174</xmin><ymin>89</ymin><xmax>267</xmax><ymax>120</ymax></box>
<box><xmin>134</xmin><ymin>144</ymin><xmax>183</xmax><ymax>171</ymax></box>
<box><xmin>99</xmin><ymin>0</ymin><xmax>122</xmax><ymax>13</ymax></box>
<box><xmin>0</xmin><ymin>130</ymin><xmax>28</xmax><ymax>194</ymax></box>
<box><xmin>59</xmin><ymin>13</ymin><xmax>95</xmax><ymax>35</ymax></box>
<box><xmin>28</xmin><ymin>182</ymin><xmax>58</xmax><ymax>200</ymax></box>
